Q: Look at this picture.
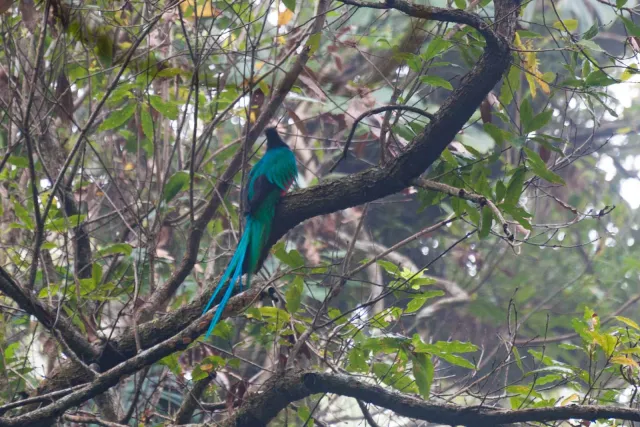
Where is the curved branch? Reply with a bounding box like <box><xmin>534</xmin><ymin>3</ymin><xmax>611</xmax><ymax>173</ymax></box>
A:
<box><xmin>221</xmin><ymin>370</ymin><xmax>640</xmax><ymax>427</ymax></box>
<box><xmin>329</xmin><ymin>105</ymin><xmax>436</xmax><ymax>172</ymax></box>
<box><xmin>267</xmin><ymin>0</ymin><xmax>519</xmax><ymax>253</ymax></box>
<box><xmin>338</xmin><ymin>0</ymin><xmax>502</xmax><ymax>48</ymax></box>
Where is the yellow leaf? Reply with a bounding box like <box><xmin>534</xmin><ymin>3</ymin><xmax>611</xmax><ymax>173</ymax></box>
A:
<box><xmin>615</xmin><ymin>316</ymin><xmax>640</xmax><ymax>330</ymax></box>
<box><xmin>521</xmin><ymin>44</ymin><xmax>549</xmax><ymax>98</ymax></box>
<box><xmin>553</xmin><ymin>19</ymin><xmax>578</xmax><ymax>32</ymax></box>
<box><xmin>617</xmin><ymin>127</ymin><xmax>632</xmax><ymax>134</ymax></box>
<box><xmin>514</xmin><ymin>32</ymin><xmax>524</xmax><ymax>49</ymax></box>
<box><xmin>249</xmin><ymin>111</ymin><xmax>256</xmax><ymax>123</ymax></box>
<box><xmin>611</xmin><ymin>356</ymin><xmax>639</xmax><ymax>368</ymax></box>
<box><xmin>124</xmin><ymin>162</ymin><xmax>135</xmax><ymax>171</ymax></box>
<box><xmin>560</xmin><ymin>393</ymin><xmax>580</xmax><ymax>406</ymax></box>
<box><xmin>180</xmin><ymin>0</ymin><xmax>221</xmax><ymax>18</ymax></box>
<box><xmin>278</xmin><ymin>9</ymin><xmax>294</xmax><ymax>26</ymax></box>
<box><xmin>525</xmin><ymin>72</ymin><xmax>537</xmax><ymax>99</ymax></box>
<box><xmin>621</xmin><ymin>64</ymin><xmax>637</xmax><ymax>82</ymax></box>
<box><xmin>200</xmin><ymin>363</ymin><xmax>214</xmax><ymax>372</ymax></box>
<box><xmin>277</xmin><ymin>35</ymin><xmax>286</xmax><ymax>45</ymax></box>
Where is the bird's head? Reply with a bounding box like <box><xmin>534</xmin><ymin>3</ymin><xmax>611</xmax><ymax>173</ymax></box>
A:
<box><xmin>265</xmin><ymin>127</ymin><xmax>289</xmax><ymax>150</ymax></box>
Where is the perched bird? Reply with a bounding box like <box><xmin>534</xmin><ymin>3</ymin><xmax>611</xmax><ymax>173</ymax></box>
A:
<box><xmin>202</xmin><ymin>127</ymin><xmax>298</xmax><ymax>338</ymax></box>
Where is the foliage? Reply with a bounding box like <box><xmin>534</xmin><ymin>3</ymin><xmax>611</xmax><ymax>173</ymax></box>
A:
<box><xmin>0</xmin><ymin>0</ymin><xmax>639</xmax><ymax>426</ymax></box>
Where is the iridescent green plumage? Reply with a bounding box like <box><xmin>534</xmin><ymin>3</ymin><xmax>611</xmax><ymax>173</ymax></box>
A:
<box><xmin>203</xmin><ymin>128</ymin><xmax>298</xmax><ymax>338</ymax></box>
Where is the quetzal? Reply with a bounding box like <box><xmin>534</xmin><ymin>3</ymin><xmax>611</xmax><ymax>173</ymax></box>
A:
<box><xmin>202</xmin><ymin>127</ymin><xmax>298</xmax><ymax>338</ymax></box>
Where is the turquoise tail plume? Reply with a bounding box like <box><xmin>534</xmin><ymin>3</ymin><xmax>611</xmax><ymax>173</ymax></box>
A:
<box><xmin>202</xmin><ymin>218</ymin><xmax>251</xmax><ymax>338</ymax></box>
<box><xmin>202</xmin><ymin>127</ymin><xmax>297</xmax><ymax>339</ymax></box>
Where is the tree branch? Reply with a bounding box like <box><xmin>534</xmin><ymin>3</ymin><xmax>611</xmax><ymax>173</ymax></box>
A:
<box><xmin>0</xmin><ymin>267</ymin><xmax>97</xmax><ymax>360</ymax></box>
<box><xmin>266</xmin><ymin>0</ymin><xmax>519</xmax><ymax>257</ymax></box>
<box><xmin>220</xmin><ymin>370</ymin><xmax>640</xmax><ymax>427</ymax></box>
<box><xmin>0</xmin><ymin>286</ymin><xmax>266</xmax><ymax>427</ymax></box>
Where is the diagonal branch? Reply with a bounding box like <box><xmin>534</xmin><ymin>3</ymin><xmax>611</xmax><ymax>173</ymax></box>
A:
<box><xmin>0</xmin><ymin>267</ymin><xmax>97</xmax><ymax>360</ymax></box>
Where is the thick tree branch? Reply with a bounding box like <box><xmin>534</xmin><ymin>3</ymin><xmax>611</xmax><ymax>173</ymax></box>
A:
<box><xmin>0</xmin><ymin>267</ymin><xmax>97</xmax><ymax>360</ymax></box>
<box><xmin>267</xmin><ymin>0</ymin><xmax>519</xmax><ymax>254</ymax></box>
<box><xmin>0</xmin><ymin>286</ymin><xmax>266</xmax><ymax>427</ymax></box>
<box><xmin>220</xmin><ymin>370</ymin><xmax>640</xmax><ymax>427</ymax></box>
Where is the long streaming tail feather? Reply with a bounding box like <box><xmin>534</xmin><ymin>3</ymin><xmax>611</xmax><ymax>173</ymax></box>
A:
<box><xmin>203</xmin><ymin>221</ymin><xmax>251</xmax><ymax>338</ymax></box>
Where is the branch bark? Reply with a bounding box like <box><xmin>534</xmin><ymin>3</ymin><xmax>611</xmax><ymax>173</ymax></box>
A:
<box><xmin>266</xmin><ymin>0</ymin><xmax>519</xmax><ymax>255</ymax></box>
<box><xmin>212</xmin><ymin>370</ymin><xmax>640</xmax><ymax>427</ymax></box>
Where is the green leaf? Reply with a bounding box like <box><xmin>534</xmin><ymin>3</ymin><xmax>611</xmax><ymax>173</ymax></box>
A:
<box><xmin>505</xmin><ymin>167</ymin><xmax>525</xmax><ymax>207</ymax></box>
<box><xmin>376</xmin><ymin>259</ymin><xmax>400</xmax><ymax>275</ymax></box>
<box><xmin>433</xmin><ymin>340</ymin><xmax>478</xmax><ymax>353</ymax></box>
<box><xmin>583</xmin><ymin>22</ymin><xmax>599</xmax><ymax>40</ymax></box>
<box><xmin>273</xmin><ymin>242</ymin><xmax>305</xmax><ymax>268</ymax></box>
<box><xmin>96</xmin><ymin>243</ymin><xmax>133</xmax><ymax>257</ymax></box>
<box><xmin>438</xmin><ymin>352</ymin><xmax>475</xmax><ymax>369</ymax></box>
<box><xmin>6</xmin><ymin>156</ymin><xmax>29</xmax><ymax>168</ymax></box>
<box><xmin>513</xmin><ymin>345</ymin><xmax>524</xmax><ymax>372</ymax></box>
<box><xmin>553</xmin><ymin>19</ymin><xmax>578</xmax><ymax>32</ymax></box>
<box><xmin>92</xmin><ymin>263</ymin><xmax>103</xmax><ymax>288</ymax></box>
<box><xmin>163</xmin><ymin>171</ymin><xmax>190</xmax><ymax>202</ymax></box>
<box><xmin>617</xmin><ymin>0</ymin><xmax>629</xmax><ymax>8</ymax></box>
<box><xmin>577</xmin><ymin>39</ymin><xmax>604</xmax><ymax>53</ymax></box>
<box><xmin>523</xmin><ymin>147</ymin><xmax>566</xmax><ymax>185</ymax></box>
<box><xmin>453</xmin><ymin>0</ymin><xmax>465</xmax><ymax>8</ymax></box>
<box><xmin>46</xmin><ymin>214</ymin><xmax>86</xmax><ymax>232</ymax></box>
<box><xmin>286</xmin><ymin>276</ymin><xmax>304</xmax><ymax>313</ymax></box>
<box><xmin>156</xmin><ymin>67</ymin><xmax>185</xmax><ymax>78</ymax></box>
<box><xmin>283</xmin><ymin>0</ymin><xmax>295</xmax><ymax>12</ymax></box>
<box><xmin>297</xmin><ymin>405</ymin><xmax>311</xmax><ymax>424</ymax></box>
<box><xmin>519</xmin><ymin>98</ymin><xmax>533</xmax><ymax>131</ymax></box>
<box><xmin>500</xmin><ymin>64</ymin><xmax>520</xmax><ymax>106</ymax></box>
<box><xmin>149</xmin><ymin>95</ymin><xmax>179</xmax><ymax>120</ymax></box>
<box><xmin>524</xmin><ymin>109</ymin><xmax>553</xmax><ymax>134</ymax></box>
<box><xmin>584</xmin><ymin>70</ymin><xmax>618</xmax><ymax>87</ymax></box>
<box><xmin>620</xmin><ymin>16</ymin><xmax>640</xmax><ymax>37</ymax></box>
<box><xmin>347</xmin><ymin>347</ymin><xmax>369</xmax><ymax>372</ymax></box>
<box><xmin>306</xmin><ymin>32</ymin><xmax>321</xmax><ymax>56</ymax></box>
<box><xmin>419</xmin><ymin>75</ymin><xmax>453</xmax><ymax>90</ymax></box>
<box><xmin>405</xmin><ymin>290</ymin><xmax>445</xmax><ymax>313</ymax></box>
<box><xmin>467</xmin><ymin>205</ymin><xmax>480</xmax><ymax>226</ymax></box>
<box><xmin>98</xmin><ymin>103</ymin><xmax>136</xmax><ymax>131</ymax></box>
<box><xmin>483</xmin><ymin>123</ymin><xmax>509</xmax><ymax>146</ymax></box>
<box><xmin>13</xmin><ymin>201</ymin><xmax>34</xmax><ymax>230</ymax></box>
<box><xmin>479</xmin><ymin>205</ymin><xmax>493</xmax><ymax>239</ymax></box>
<box><xmin>159</xmin><ymin>354</ymin><xmax>182</xmax><ymax>376</ymax></box>
<box><xmin>411</xmin><ymin>353</ymin><xmax>434</xmax><ymax>399</ymax></box>
<box><xmin>141</xmin><ymin>106</ymin><xmax>154</xmax><ymax>140</ymax></box>
<box><xmin>422</xmin><ymin>37</ymin><xmax>452</xmax><ymax>61</ymax></box>
<box><xmin>615</xmin><ymin>316</ymin><xmax>640</xmax><ymax>330</ymax></box>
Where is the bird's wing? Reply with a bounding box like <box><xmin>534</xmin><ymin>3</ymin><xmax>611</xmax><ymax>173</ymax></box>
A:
<box><xmin>265</xmin><ymin>150</ymin><xmax>298</xmax><ymax>192</ymax></box>
<box><xmin>245</xmin><ymin>173</ymin><xmax>279</xmax><ymax>216</ymax></box>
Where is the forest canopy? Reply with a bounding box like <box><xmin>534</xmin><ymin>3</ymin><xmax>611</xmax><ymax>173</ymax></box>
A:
<box><xmin>1</xmin><ymin>0</ymin><xmax>640</xmax><ymax>426</ymax></box>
